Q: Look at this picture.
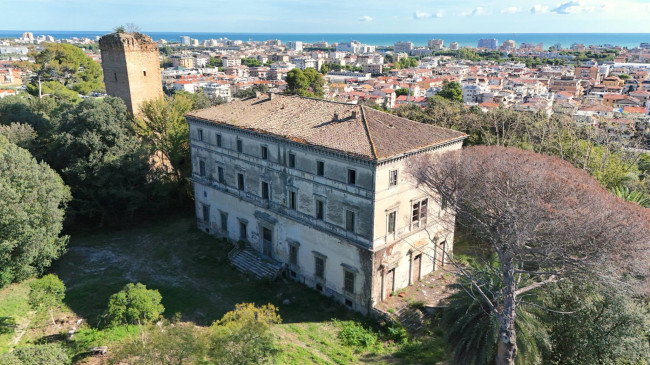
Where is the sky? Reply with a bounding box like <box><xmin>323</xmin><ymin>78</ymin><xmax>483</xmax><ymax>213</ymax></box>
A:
<box><xmin>2</xmin><ymin>0</ymin><xmax>650</xmax><ymax>33</ymax></box>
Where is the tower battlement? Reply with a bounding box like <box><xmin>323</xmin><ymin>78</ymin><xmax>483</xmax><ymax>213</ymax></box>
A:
<box><xmin>99</xmin><ymin>32</ymin><xmax>159</xmax><ymax>53</ymax></box>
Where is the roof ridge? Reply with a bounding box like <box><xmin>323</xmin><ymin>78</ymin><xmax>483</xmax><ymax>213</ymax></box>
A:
<box><xmin>359</xmin><ymin>106</ymin><xmax>378</xmax><ymax>160</ymax></box>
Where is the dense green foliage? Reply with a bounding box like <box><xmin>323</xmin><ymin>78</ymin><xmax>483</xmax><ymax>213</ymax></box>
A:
<box><xmin>395</xmin><ymin>88</ymin><xmax>409</xmax><ymax>97</ymax></box>
<box><xmin>395</xmin><ymin>98</ymin><xmax>645</xmax><ymax>192</ymax></box>
<box><xmin>241</xmin><ymin>57</ymin><xmax>262</xmax><ymax>67</ymax></box>
<box><xmin>0</xmin><ymin>136</ymin><xmax>70</xmax><ymax>287</ymax></box>
<box><xmin>0</xmin><ymin>344</ymin><xmax>70</xmax><ymax>365</ymax></box>
<box><xmin>543</xmin><ymin>283</ymin><xmax>650</xmax><ymax>364</ymax></box>
<box><xmin>0</xmin><ymin>123</ymin><xmax>36</xmax><ymax>149</ymax></box>
<box><xmin>336</xmin><ymin>320</ymin><xmax>379</xmax><ymax>350</ymax></box>
<box><xmin>49</xmin><ymin>97</ymin><xmax>152</xmax><ymax>225</ymax></box>
<box><xmin>285</xmin><ymin>68</ymin><xmax>325</xmax><ymax>98</ymax></box>
<box><xmin>207</xmin><ymin>56</ymin><xmax>223</xmax><ymax>68</ymax></box>
<box><xmin>392</xmin><ymin>57</ymin><xmax>419</xmax><ymax>69</ymax></box>
<box><xmin>209</xmin><ymin>303</ymin><xmax>282</xmax><ymax>364</ymax></box>
<box><xmin>22</xmin><ymin>43</ymin><xmax>104</xmax><ymax>99</ymax></box>
<box><xmin>104</xmin><ymin>283</ymin><xmax>164</xmax><ymax>327</ymax></box>
<box><xmin>28</xmin><ymin>274</ymin><xmax>65</xmax><ymax>324</ymax></box>
<box><xmin>436</xmin><ymin>81</ymin><xmax>463</xmax><ymax>102</ymax></box>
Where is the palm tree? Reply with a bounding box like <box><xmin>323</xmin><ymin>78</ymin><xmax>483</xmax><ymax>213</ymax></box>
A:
<box><xmin>441</xmin><ymin>261</ymin><xmax>550</xmax><ymax>365</ymax></box>
<box><xmin>613</xmin><ymin>186</ymin><xmax>650</xmax><ymax>208</ymax></box>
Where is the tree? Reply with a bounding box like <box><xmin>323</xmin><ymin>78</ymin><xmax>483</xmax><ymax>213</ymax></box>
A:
<box><xmin>411</xmin><ymin>146</ymin><xmax>650</xmax><ymax>365</ymax></box>
<box><xmin>544</xmin><ymin>282</ymin><xmax>650</xmax><ymax>364</ymax></box>
<box><xmin>28</xmin><ymin>274</ymin><xmax>66</xmax><ymax>325</ymax></box>
<box><xmin>320</xmin><ymin>63</ymin><xmax>329</xmax><ymax>74</ymax></box>
<box><xmin>436</xmin><ymin>81</ymin><xmax>463</xmax><ymax>102</ymax></box>
<box><xmin>285</xmin><ymin>68</ymin><xmax>325</xmax><ymax>98</ymax></box>
<box><xmin>395</xmin><ymin>88</ymin><xmax>410</xmax><ymax>97</ymax></box>
<box><xmin>49</xmin><ymin>97</ymin><xmax>151</xmax><ymax>225</ymax></box>
<box><xmin>103</xmin><ymin>283</ymin><xmax>164</xmax><ymax>327</ymax></box>
<box><xmin>22</xmin><ymin>43</ymin><xmax>104</xmax><ymax>99</ymax></box>
<box><xmin>111</xmin><ymin>321</ymin><xmax>207</xmax><ymax>365</ymax></box>
<box><xmin>0</xmin><ymin>136</ymin><xmax>70</xmax><ymax>287</ymax></box>
<box><xmin>442</xmin><ymin>261</ymin><xmax>550</xmax><ymax>365</ymax></box>
<box><xmin>208</xmin><ymin>303</ymin><xmax>281</xmax><ymax>364</ymax></box>
<box><xmin>0</xmin><ymin>123</ymin><xmax>36</xmax><ymax>149</ymax></box>
<box><xmin>241</xmin><ymin>58</ymin><xmax>262</xmax><ymax>67</ymax></box>
<box><xmin>136</xmin><ymin>94</ymin><xmax>194</xmax><ymax>197</ymax></box>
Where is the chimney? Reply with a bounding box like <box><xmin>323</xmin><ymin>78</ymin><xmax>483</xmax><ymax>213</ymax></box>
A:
<box><xmin>255</xmin><ymin>91</ymin><xmax>262</xmax><ymax>98</ymax></box>
<box><xmin>269</xmin><ymin>92</ymin><xmax>276</xmax><ymax>100</ymax></box>
<box><xmin>351</xmin><ymin>110</ymin><xmax>357</xmax><ymax>119</ymax></box>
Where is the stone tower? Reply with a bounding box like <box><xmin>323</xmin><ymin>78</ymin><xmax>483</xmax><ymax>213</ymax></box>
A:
<box><xmin>99</xmin><ymin>32</ymin><xmax>163</xmax><ymax>115</ymax></box>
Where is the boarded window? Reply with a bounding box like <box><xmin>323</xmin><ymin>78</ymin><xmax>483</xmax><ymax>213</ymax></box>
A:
<box><xmin>202</xmin><ymin>205</ymin><xmax>210</xmax><ymax>222</ymax></box>
<box><xmin>348</xmin><ymin>169</ymin><xmax>356</xmax><ymax>185</ymax></box>
<box><xmin>344</xmin><ymin>270</ymin><xmax>355</xmax><ymax>293</ymax></box>
<box><xmin>289</xmin><ymin>244</ymin><xmax>298</xmax><ymax>265</ymax></box>
<box><xmin>236</xmin><ymin>139</ymin><xmax>243</xmax><ymax>152</ymax></box>
<box><xmin>261</xmin><ymin>146</ymin><xmax>268</xmax><ymax>160</ymax></box>
<box><xmin>316</xmin><ymin>200</ymin><xmax>324</xmax><ymax>220</ymax></box>
<box><xmin>220</xmin><ymin>212</ymin><xmax>228</xmax><ymax>231</ymax></box>
<box><xmin>217</xmin><ymin>166</ymin><xmax>225</xmax><ymax>184</ymax></box>
<box><xmin>316</xmin><ymin>161</ymin><xmax>324</xmax><ymax>176</ymax></box>
<box><xmin>216</xmin><ymin>134</ymin><xmax>222</xmax><ymax>147</ymax></box>
<box><xmin>315</xmin><ymin>257</ymin><xmax>325</xmax><ymax>278</ymax></box>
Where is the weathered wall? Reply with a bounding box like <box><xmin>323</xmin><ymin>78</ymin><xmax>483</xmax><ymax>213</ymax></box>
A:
<box><xmin>99</xmin><ymin>33</ymin><xmax>163</xmax><ymax>115</ymax></box>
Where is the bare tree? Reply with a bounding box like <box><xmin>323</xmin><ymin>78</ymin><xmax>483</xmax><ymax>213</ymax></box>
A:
<box><xmin>410</xmin><ymin>146</ymin><xmax>650</xmax><ymax>365</ymax></box>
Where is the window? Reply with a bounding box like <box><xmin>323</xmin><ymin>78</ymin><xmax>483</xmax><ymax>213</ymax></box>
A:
<box><xmin>236</xmin><ymin>138</ymin><xmax>243</xmax><ymax>153</ymax></box>
<box><xmin>216</xmin><ymin>134</ymin><xmax>222</xmax><ymax>147</ymax></box>
<box><xmin>288</xmin><ymin>153</ymin><xmax>296</xmax><ymax>168</ymax></box>
<box><xmin>289</xmin><ymin>244</ymin><xmax>299</xmax><ymax>265</ymax></box>
<box><xmin>344</xmin><ymin>270</ymin><xmax>355</xmax><ymax>294</ymax></box>
<box><xmin>315</xmin><ymin>257</ymin><xmax>325</xmax><ymax>278</ymax></box>
<box><xmin>113</xmin><ymin>72</ymin><xmax>117</xmax><ymax>81</ymax></box>
<box><xmin>345</xmin><ymin>210</ymin><xmax>355</xmax><ymax>231</ymax></box>
<box><xmin>261</xmin><ymin>181</ymin><xmax>270</xmax><ymax>200</ymax></box>
<box><xmin>202</xmin><ymin>205</ymin><xmax>210</xmax><ymax>222</ymax></box>
<box><xmin>197</xmin><ymin>129</ymin><xmax>203</xmax><ymax>141</ymax></box>
<box><xmin>288</xmin><ymin>191</ymin><xmax>296</xmax><ymax>209</ymax></box>
<box><xmin>143</xmin><ymin>70</ymin><xmax>147</xmax><ymax>77</ymax></box>
<box><xmin>387</xmin><ymin>211</ymin><xmax>396</xmax><ymax>234</ymax></box>
<box><xmin>347</xmin><ymin>169</ymin><xmax>356</xmax><ymax>185</ymax></box>
<box><xmin>199</xmin><ymin>160</ymin><xmax>206</xmax><ymax>177</ymax></box>
<box><xmin>237</xmin><ymin>173</ymin><xmax>245</xmax><ymax>190</ymax></box>
<box><xmin>261</xmin><ymin>145</ymin><xmax>268</xmax><ymax>160</ymax></box>
<box><xmin>441</xmin><ymin>196</ymin><xmax>448</xmax><ymax>211</ymax></box>
<box><xmin>239</xmin><ymin>221</ymin><xmax>247</xmax><ymax>241</ymax></box>
<box><xmin>220</xmin><ymin>212</ymin><xmax>228</xmax><ymax>231</ymax></box>
<box><xmin>389</xmin><ymin>170</ymin><xmax>398</xmax><ymax>186</ymax></box>
<box><xmin>316</xmin><ymin>161</ymin><xmax>324</xmax><ymax>176</ymax></box>
<box><xmin>411</xmin><ymin>198</ymin><xmax>428</xmax><ymax>229</ymax></box>
<box><xmin>217</xmin><ymin>166</ymin><xmax>225</xmax><ymax>184</ymax></box>
<box><xmin>315</xmin><ymin>200</ymin><xmax>324</xmax><ymax>220</ymax></box>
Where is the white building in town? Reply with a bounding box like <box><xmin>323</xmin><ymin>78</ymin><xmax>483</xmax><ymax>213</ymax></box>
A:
<box><xmin>186</xmin><ymin>94</ymin><xmax>466</xmax><ymax>313</ymax></box>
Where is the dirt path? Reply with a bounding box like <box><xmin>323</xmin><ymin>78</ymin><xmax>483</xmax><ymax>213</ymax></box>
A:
<box><xmin>9</xmin><ymin>310</ymin><xmax>35</xmax><ymax>349</ymax></box>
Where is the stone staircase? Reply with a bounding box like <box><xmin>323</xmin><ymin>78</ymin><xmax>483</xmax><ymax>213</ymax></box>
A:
<box><xmin>393</xmin><ymin>306</ymin><xmax>427</xmax><ymax>333</ymax></box>
<box><xmin>228</xmin><ymin>247</ymin><xmax>285</xmax><ymax>280</ymax></box>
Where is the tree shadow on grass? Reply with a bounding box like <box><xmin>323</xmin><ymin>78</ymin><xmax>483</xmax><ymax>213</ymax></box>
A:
<box><xmin>52</xmin><ymin>216</ymin><xmax>359</xmax><ymax>328</ymax></box>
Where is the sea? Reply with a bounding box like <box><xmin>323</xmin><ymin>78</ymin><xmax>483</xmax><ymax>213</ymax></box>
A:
<box><xmin>0</xmin><ymin>31</ymin><xmax>649</xmax><ymax>49</ymax></box>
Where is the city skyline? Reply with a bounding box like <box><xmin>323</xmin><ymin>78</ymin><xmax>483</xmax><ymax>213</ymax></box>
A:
<box><xmin>4</xmin><ymin>0</ymin><xmax>650</xmax><ymax>34</ymax></box>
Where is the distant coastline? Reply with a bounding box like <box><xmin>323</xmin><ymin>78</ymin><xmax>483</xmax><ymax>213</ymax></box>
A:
<box><xmin>1</xmin><ymin>31</ymin><xmax>648</xmax><ymax>48</ymax></box>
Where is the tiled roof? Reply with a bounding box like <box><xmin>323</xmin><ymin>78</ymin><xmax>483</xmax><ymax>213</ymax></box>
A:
<box><xmin>186</xmin><ymin>94</ymin><xmax>466</xmax><ymax>161</ymax></box>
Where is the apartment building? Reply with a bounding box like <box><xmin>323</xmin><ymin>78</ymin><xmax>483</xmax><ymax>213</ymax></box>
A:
<box><xmin>186</xmin><ymin>94</ymin><xmax>466</xmax><ymax>313</ymax></box>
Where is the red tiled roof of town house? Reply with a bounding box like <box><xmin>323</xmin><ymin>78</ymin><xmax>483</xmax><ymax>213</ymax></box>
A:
<box><xmin>185</xmin><ymin>93</ymin><xmax>466</xmax><ymax>161</ymax></box>
<box><xmin>623</xmin><ymin>106</ymin><xmax>646</xmax><ymax>114</ymax></box>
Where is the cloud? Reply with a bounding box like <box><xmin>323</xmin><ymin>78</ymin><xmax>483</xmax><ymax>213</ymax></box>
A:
<box><xmin>462</xmin><ymin>7</ymin><xmax>487</xmax><ymax>16</ymax></box>
<box><xmin>500</xmin><ymin>6</ymin><xmax>520</xmax><ymax>14</ymax></box>
<box><xmin>551</xmin><ymin>1</ymin><xmax>582</xmax><ymax>14</ymax></box>
<box><xmin>359</xmin><ymin>15</ymin><xmax>372</xmax><ymax>22</ymax></box>
<box><xmin>413</xmin><ymin>10</ymin><xmax>443</xmax><ymax>19</ymax></box>
<box><xmin>530</xmin><ymin>4</ymin><xmax>549</xmax><ymax>13</ymax></box>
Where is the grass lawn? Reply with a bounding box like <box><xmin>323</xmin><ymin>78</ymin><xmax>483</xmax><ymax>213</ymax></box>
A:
<box><xmin>1</xmin><ymin>216</ymin><xmax>450</xmax><ymax>363</ymax></box>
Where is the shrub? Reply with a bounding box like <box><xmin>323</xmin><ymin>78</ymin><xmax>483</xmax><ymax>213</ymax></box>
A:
<box><xmin>103</xmin><ymin>283</ymin><xmax>164</xmax><ymax>327</ymax></box>
<box><xmin>2</xmin><ymin>344</ymin><xmax>70</xmax><ymax>365</ymax></box>
<box><xmin>28</xmin><ymin>274</ymin><xmax>66</xmax><ymax>325</ymax></box>
<box><xmin>336</xmin><ymin>320</ymin><xmax>378</xmax><ymax>350</ymax></box>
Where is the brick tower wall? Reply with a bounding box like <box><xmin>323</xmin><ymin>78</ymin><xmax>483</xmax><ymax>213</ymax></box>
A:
<box><xmin>99</xmin><ymin>33</ymin><xmax>163</xmax><ymax>115</ymax></box>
